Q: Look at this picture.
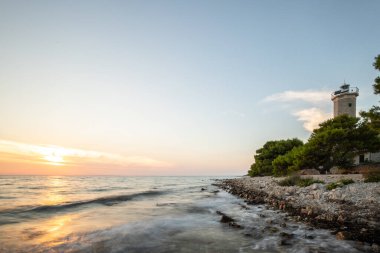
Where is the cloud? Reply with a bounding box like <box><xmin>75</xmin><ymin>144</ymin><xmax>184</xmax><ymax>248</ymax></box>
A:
<box><xmin>264</xmin><ymin>90</ymin><xmax>331</xmax><ymax>104</ymax></box>
<box><xmin>0</xmin><ymin>139</ymin><xmax>171</xmax><ymax>168</ymax></box>
<box><xmin>263</xmin><ymin>89</ymin><xmax>333</xmax><ymax>132</ymax></box>
<box><xmin>293</xmin><ymin>108</ymin><xmax>332</xmax><ymax>132</ymax></box>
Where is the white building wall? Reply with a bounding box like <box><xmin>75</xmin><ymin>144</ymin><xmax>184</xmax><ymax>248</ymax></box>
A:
<box><xmin>369</xmin><ymin>152</ymin><xmax>380</xmax><ymax>162</ymax></box>
<box><xmin>354</xmin><ymin>152</ymin><xmax>380</xmax><ymax>165</ymax></box>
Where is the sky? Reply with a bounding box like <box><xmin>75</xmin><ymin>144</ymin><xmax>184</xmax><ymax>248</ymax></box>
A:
<box><xmin>0</xmin><ymin>0</ymin><xmax>379</xmax><ymax>176</ymax></box>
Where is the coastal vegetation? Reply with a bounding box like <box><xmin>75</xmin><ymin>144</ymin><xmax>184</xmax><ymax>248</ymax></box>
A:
<box><xmin>371</xmin><ymin>54</ymin><xmax>380</xmax><ymax>95</ymax></box>
<box><xmin>277</xmin><ymin>175</ymin><xmax>324</xmax><ymax>187</ymax></box>
<box><xmin>249</xmin><ymin>55</ymin><xmax>380</xmax><ymax>177</ymax></box>
<box><xmin>360</xmin><ymin>54</ymin><xmax>380</xmax><ymax>132</ymax></box>
<box><xmin>364</xmin><ymin>171</ymin><xmax>380</xmax><ymax>183</ymax></box>
<box><xmin>326</xmin><ymin>179</ymin><xmax>354</xmax><ymax>190</ymax></box>
<box><xmin>248</xmin><ymin>138</ymin><xmax>303</xmax><ymax>176</ymax></box>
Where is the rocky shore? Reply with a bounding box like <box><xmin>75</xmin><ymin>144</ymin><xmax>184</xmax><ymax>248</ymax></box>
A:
<box><xmin>217</xmin><ymin>175</ymin><xmax>380</xmax><ymax>247</ymax></box>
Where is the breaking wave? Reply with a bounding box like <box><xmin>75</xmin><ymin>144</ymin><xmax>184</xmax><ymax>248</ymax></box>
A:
<box><xmin>0</xmin><ymin>190</ymin><xmax>165</xmax><ymax>216</ymax></box>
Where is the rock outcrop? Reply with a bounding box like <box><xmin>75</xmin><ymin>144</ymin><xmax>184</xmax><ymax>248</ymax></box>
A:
<box><xmin>217</xmin><ymin>175</ymin><xmax>380</xmax><ymax>244</ymax></box>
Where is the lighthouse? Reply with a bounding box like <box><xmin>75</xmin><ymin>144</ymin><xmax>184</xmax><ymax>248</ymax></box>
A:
<box><xmin>331</xmin><ymin>83</ymin><xmax>359</xmax><ymax>117</ymax></box>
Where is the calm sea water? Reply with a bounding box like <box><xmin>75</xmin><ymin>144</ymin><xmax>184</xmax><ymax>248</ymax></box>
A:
<box><xmin>0</xmin><ymin>176</ymin><xmax>367</xmax><ymax>253</ymax></box>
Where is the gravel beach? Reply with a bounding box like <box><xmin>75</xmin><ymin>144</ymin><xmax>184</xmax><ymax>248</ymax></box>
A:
<box><xmin>218</xmin><ymin>175</ymin><xmax>380</xmax><ymax>247</ymax></box>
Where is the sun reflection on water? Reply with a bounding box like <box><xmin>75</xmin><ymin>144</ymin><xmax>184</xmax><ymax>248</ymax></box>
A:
<box><xmin>33</xmin><ymin>213</ymin><xmax>78</xmax><ymax>248</ymax></box>
<box><xmin>41</xmin><ymin>177</ymin><xmax>67</xmax><ymax>206</ymax></box>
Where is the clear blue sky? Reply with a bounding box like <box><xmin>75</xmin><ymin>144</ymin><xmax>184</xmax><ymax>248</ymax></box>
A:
<box><xmin>0</xmin><ymin>0</ymin><xmax>379</xmax><ymax>175</ymax></box>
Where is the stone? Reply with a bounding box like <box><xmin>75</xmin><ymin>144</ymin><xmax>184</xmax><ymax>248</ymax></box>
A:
<box><xmin>305</xmin><ymin>234</ymin><xmax>314</xmax><ymax>239</ymax></box>
<box><xmin>280</xmin><ymin>239</ymin><xmax>292</xmax><ymax>246</ymax></box>
<box><xmin>299</xmin><ymin>169</ymin><xmax>320</xmax><ymax>175</ymax></box>
<box><xmin>279</xmin><ymin>232</ymin><xmax>294</xmax><ymax>246</ymax></box>
<box><xmin>218</xmin><ymin>175</ymin><xmax>380</xmax><ymax>245</ymax></box>
<box><xmin>229</xmin><ymin>222</ymin><xmax>243</xmax><ymax>229</ymax></box>
<box><xmin>216</xmin><ymin>211</ymin><xmax>235</xmax><ymax>223</ymax></box>
<box><xmin>337</xmin><ymin>215</ymin><xmax>345</xmax><ymax>223</ymax></box>
<box><xmin>336</xmin><ymin>231</ymin><xmax>350</xmax><ymax>240</ymax></box>
<box><xmin>372</xmin><ymin>243</ymin><xmax>380</xmax><ymax>253</ymax></box>
<box><xmin>267</xmin><ymin>226</ymin><xmax>279</xmax><ymax>233</ymax></box>
<box><xmin>330</xmin><ymin>166</ymin><xmax>343</xmax><ymax>174</ymax></box>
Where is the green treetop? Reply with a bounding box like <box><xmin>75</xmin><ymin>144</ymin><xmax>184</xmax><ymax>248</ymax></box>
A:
<box><xmin>373</xmin><ymin>54</ymin><xmax>380</xmax><ymax>94</ymax></box>
<box><xmin>248</xmin><ymin>138</ymin><xmax>303</xmax><ymax>177</ymax></box>
<box><xmin>360</xmin><ymin>54</ymin><xmax>380</xmax><ymax>132</ymax></box>
<box><xmin>298</xmin><ymin>115</ymin><xmax>380</xmax><ymax>173</ymax></box>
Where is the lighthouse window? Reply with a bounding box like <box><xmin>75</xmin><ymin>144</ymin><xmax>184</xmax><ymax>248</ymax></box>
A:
<box><xmin>348</xmin><ymin>103</ymin><xmax>352</xmax><ymax>107</ymax></box>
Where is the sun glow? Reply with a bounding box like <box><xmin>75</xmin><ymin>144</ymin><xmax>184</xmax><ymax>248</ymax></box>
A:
<box><xmin>43</xmin><ymin>153</ymin><xmax>64</xmax><ymax>165</ymax></box>
<box><xmin>32</xmin><ymin>146</ymin><xmax>69</xmax><ymax>165</ymax></box>
<box><xmin>0</xmin><ymin>139</ymin><xmax>172</xmax><ymax>174</ymax></box>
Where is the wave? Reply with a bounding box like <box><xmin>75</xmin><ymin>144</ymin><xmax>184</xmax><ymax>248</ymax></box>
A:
<box><xmin>0</xmin><ymin>196</ymin><xmax>16</xmax><ymax>199</ymax></box>
<box><xmin>17</xmin><ymin>186</ymin><xmax>49</xmax><ymax>190</ymax></box>
<box><xmin>0</xmin><ymin>190</ymin><xmax>165</xmax><ymax>216</ymax></box>
<box><xmin>91</xmin><ymin>186</ymin><xmax>130</xmax><ymax>192</ymax></box>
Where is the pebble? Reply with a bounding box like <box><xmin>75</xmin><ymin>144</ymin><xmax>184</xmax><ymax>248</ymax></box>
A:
<box><xmin>218</xmin><ymin>175</ymin><xmax>380</xmax><ymax>244</ymax></box>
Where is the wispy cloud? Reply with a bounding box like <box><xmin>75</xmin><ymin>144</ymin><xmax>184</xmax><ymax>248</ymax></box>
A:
<box><xmin>0</xmin><ymin>140</ymin><xmax>171</xmax><ymax>168</ymax></box>
<box><xmin>264</xmin><ymin>90</ymin><xmax>331</xmax><ymax>104</ymax></box>
<box><xmin>293</xmin><ymin>108</ymin><xmax>332</xmax><ymax>132</ymax></box>
<box><xmin>263</xmin><ymin>89</ymin><xmax>333</xmax><ymax>132</ymax></box>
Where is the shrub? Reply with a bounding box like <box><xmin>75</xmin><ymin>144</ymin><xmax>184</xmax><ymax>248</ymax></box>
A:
<box><xmin>364</xmin><ymin>171</ymin><xmax>380</xmax><ymax>183</ymax></box>
<box><xmin>278</xmin><ymin>175</ymin><xmax>300</xmax><ymax>186</ymax></box>
<box><xmin>297</xmin><ymin>178</ymin><xmax>324</xmax><ymax>187</ymax></box>
<box><xmin>326</xmin><ymin>178</ymin><xmax>355</xmax><ymax>190</ymax></box>
<box><xmin>278</xmin><ymin>175</ymin><xmax>324</xmax><ymax>187</ymax></box>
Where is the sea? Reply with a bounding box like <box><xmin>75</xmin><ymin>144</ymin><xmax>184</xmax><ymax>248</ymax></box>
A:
<box><xmin>0</xmin><ymin>176</ymin><xmax>368</xmax><ymax>253</ymax></box>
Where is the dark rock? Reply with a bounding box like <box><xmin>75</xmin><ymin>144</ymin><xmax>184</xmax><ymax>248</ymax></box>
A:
<box><xmin>201</xmin><ymin>188</ymin><xmax>206</xmax><ymax>191</ymax></box>
<box><xmin>279</xmin><ymin>232</ymin><xmax>294</xmax><ymax>246</ymax></box>
<box><xmin>216</xmin><ymin>211</ymin><xmax>235</xmax><ymax>223</ymax></box>
<box><xmin>280</xmin><ymin>239</ymin><xmax>292</xmax><ymax>246</ymax></box>
<box><xmin>215</xmin><ymin>210</ymin><xmax>243</xmax><ymax>228</ymax></box>
<box><xmin>267</xmin><ymin>226</ymin><xmax>279</xmax><ymax>233</ymax></box>
<box><xmin>221</xmin><ymin>214</ymin><xmax>235</xmax><ymax>223</ymax></box>
<box><xmin>229</xmin><ymin>222</ymin><xmax>243</xmax><ymax>229</ymax></box>
<box><xmin>217</xmin><ymin>178</ymin><xmax>380</xmax><ymax>245</ymax></box>
<box><xmin>280</xmin><ymin>232</ymin><xmax>294</xmax><ymax>238</ymax></box>
<box><xmin>372</xmin><ymin>243</ymin><xmax>380</xmax><ymax>253</ymax></box>
<box><xmin>239</xmin><ymin>203</ymin><xmax>249</xmax><ymax>210</ymax></box>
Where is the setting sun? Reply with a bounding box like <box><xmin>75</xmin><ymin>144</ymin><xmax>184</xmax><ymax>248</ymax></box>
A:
<box><xmin>32</xmin><ymin>146</ymin><xmax>68</xmax><ymax>165</ymax></box>
<box><xmin>43</xmin><ymin>153</ymin><xmax>64</xmax><ymax>165</ymax></box>
<box><xmin>0</xmin><ymin>140</ymin><xmax>172</xmax><ymax>174</ymax></box>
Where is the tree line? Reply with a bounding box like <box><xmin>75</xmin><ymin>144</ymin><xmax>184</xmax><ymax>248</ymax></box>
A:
<box><xmin>248</xmin><ymin>55</ymin><xmax>380</xmax><ymax>177</ymax></box>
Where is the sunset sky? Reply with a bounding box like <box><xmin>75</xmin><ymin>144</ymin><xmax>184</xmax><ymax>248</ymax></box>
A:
<box><xmin>1</xmin><ymin>0</ymin><xmax>379</xmax><ymax>175</ymax></box>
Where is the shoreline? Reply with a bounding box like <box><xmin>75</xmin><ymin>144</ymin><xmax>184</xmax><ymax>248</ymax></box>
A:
<box><xmin>216</xmin><ymin>175</ymin><xmax>380</xmax><ymax>246</ymax></box>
